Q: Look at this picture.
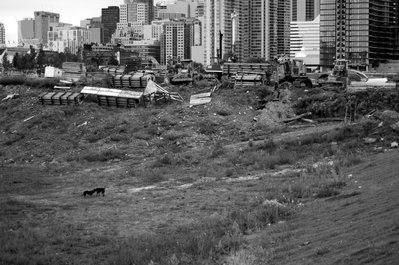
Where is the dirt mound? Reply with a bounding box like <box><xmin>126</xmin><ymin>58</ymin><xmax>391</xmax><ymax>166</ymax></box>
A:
<box><xmin>256</xmin><ymin>89</ymin><xmax>295</xmax><ymax>127</ymax></box>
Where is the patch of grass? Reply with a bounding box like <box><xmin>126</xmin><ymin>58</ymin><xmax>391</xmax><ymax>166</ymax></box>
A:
<box><xmin>315</xmin><ymin>181</ymin><xmax>346</xmax><ymax>198</ymax></box>
<box><xmin>115</xmin><ymin>202</ymin><xmax>292</xmax><ymax>265</ymax></box>
<box><xmin>226</xmin><ymin>148</ymin><xmax>297</xmax><ymax>170</ymax></box>
<box><xmin>162</xmin><ymin>129</ymin><xmax>190</xmax><ymax>141</ymax></box>
<box><xmin>80</xmin><ymin>149</ymin><xmax>125</xmax><ymax>162</ymax></box>
<box><xmin>110</xmin><ymin>133</ymin><xmax>130</xmax><ymax>143</ymax></box>
<box><xmin>0</xmin><ymin>76</ymin><xmax>60</xmax><ymax>88</ymax></box>
<box><xmin>198</xmin><ymin>120</ymin><xmax>219</xmax><ymax>135</ymax></box>
<box><xmin>211</xmin><ymin>100</ymin><xmax>234</xmax><ymax>116</ymax></box>
<box><xmin>315</xmin><ymin>246</ymin><xmax>330</xmax><ymax>256</ymax></box>
<box><xmin>210</xmin><ymin>140</ymin><xmax>226</xmax><ymax>158</ymax></box>
<box><xmin>283</xmin><ymin>161</ymin><xmax>346</xmax><ymax>200</ymax></box>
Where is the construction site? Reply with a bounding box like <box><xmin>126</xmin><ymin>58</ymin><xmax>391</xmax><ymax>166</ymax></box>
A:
<box><xmin>1</xmin><ymin>55</ymin><xmax>399</xmax><ymax>265</ymax></box>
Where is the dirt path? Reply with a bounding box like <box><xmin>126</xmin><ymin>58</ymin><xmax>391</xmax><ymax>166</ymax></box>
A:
<box><xmin>226</xmin><ymin>122</ymin><xmax>347</xmax><ymax>150</ymax></box>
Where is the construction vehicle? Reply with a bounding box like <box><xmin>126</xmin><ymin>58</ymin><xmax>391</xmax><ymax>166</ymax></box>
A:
<box><xmin>169</xmin><ymin>59</ymin><xmax>197</xmax><ymax>85</ymax></box>
<box><xmin>204</xmin><ymin>57</ymin><xmax>223</xmax><ymax>81</ymax></box>
<box><xmin>317</xmin><ymin>59</ymin><xmax>368</xmax><ymax>90</ymax></box>
<box><xmin>273</xmin><ymin>55</ymin><xmax>313</xmax><ymax>88</ymax></box>
<box><xmin>220</xmin><ymin>55</ymin><xmax>312</xmax><ymax>89</ymax></box>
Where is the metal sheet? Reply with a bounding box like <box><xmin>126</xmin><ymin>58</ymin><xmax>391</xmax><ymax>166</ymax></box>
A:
<box><xmin>189</xmin><ymin>97</ymin><xmax>212</xmax><ymax>106</ymax></box>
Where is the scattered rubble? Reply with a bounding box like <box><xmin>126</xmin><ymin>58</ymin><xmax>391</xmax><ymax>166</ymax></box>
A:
<box><xmin>380</xmin><ymin>110</ymin><xmax>399</xmax><ymax>125</ymax></box>
<box><xmin>391</xmin><ymin>122</ymin><xmax>399</xmax><ymax>133</ymax></box>
<box><xmin>2</xmin><ymin>94</ymin><xmax>20</xmax><ymax>101</ymax></box>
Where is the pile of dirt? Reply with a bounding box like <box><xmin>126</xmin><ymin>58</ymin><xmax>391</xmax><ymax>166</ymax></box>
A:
<box><xmin>255</xmin><ymin>88</ymin><xmax>296</xmax><ymax>127</ymax></box>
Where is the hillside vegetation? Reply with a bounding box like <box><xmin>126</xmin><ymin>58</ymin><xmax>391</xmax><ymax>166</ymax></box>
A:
<box><xmin>0</xmin><ymin>77</ymin><xmax>398</xmax><ymax>265</ymax></box>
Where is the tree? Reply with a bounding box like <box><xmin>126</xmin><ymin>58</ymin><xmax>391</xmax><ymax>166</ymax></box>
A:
<box><xmin>108</xmin><ymin>54</ymin><xmax>119</xmax><ymax>66</ymax></box>
<box><xmin>36</xmin><ymin>49</ymin><xmax>46</xmax><ymax>68</ymax></box>
<box><xmin>2</xmin><ymin>52</ymin><xmax>11</xmax><ymax>70</ymax></box>
<box><xmin>12</xmin><ymin>53</ymin><xmax>19</xmax><ymax>68</ymax></box>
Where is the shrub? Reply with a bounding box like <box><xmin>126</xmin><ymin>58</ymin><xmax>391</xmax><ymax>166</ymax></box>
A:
<box><xmin>162</xmin><ymin>129</ymin><xmax>189</xmax><ymax>141</ymax></box>
<box><xmin>81</xmin><ymin>149</ymin><xmax>125</xmax><ymax>162</ymax></box>
<box><xmin>210</xmin><ymin>140</ymin><xmax>226</xmax><ymax>158</ymax></box>
<box><xmin>198</xmin><ymin>120</ymin><xmax>218</xmax><ymax>135</ymax></box>
<box><xmin>0</xmin><ymin>76</ymin><xmax>26</xmax><ymax>86</ymax></box>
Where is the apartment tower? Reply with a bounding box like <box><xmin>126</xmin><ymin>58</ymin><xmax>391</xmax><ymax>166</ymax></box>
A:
<box><xmin>160</xmin><ymin>19</ymin><xmax>201</xmax><ymax>64</ymax></box>
<box><xmin>0</xmin><ymin>23</ymin><xmax>5</xmax><ymax>45</ymax></box>
<box><xmin>124</xmin><ymin>0</ymin><xmax>154</xmax><ymax>23</ymax></box>
<box><xmin>34</xmin><ymin>11</ymin><xmax>60</xmax><ymax>44</ymax></box>
<box><xmin>203</xmin><ymin>0</ymin><xmax>291</xmax><ymax>65</ymax></box>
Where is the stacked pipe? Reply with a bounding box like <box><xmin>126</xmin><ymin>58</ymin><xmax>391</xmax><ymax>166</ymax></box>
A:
<box><xmin>109</xmin><ymin>73</ymin><xmax>155</xmax><ymax>89</ymax></box>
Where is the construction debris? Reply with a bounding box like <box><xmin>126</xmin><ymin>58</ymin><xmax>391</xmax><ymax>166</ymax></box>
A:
<box><xmin>283</xmin><ymin>112</ymin><xmax>312</xmax><ymax>123</ymax></box>
<box><xmin>391</xmin><ymin>122</ymin><xmax>399</xmax><ymax>133</ymax></box>
<box><xmin>23</xmin><ymin>116</ymin><xmax>35</xmax><ymax>122</ymax></box>
<box><xmin>2</xmin><ymin>94</ymin><xmax>20</xmax><ymax>101</ymax></box>
<box><xmin>143</xmin><ymin>80</ymin><xmax>183</xmax><ymax>103</ymax></box>
<box><xmin>81</xmin><ymin>86</ymin><xmax>143</xmax><ymax>108</ymax></box>
<box><xmin>189</xmin><ymin>92</ymin><xmax>212</xmax><ymax>107</ymax></box>
<box><xmin>380</xmin><ymin>110</ymin><xmax>399</xmax><ymax>125</ymax></box>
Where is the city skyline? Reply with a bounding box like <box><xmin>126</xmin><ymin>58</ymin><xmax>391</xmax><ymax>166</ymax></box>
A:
<box><xmin>0</xmin><ymin>0</ymin><xmax>167</xmax><ymax>45</ymax></box>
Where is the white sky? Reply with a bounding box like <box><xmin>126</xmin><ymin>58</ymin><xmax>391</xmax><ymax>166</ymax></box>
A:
<box><xmin>0</xmin><ymin>0</ymin><xmax>171</xmax><ymax>45</ymax></box>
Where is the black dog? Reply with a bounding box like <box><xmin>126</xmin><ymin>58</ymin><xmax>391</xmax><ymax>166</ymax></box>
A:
<box><xmin>83</xmin><ymin>190</ymin><xmax>95</xmax><ymax>197</ymax></box>
<box><xmin>93</xmin><ymin>187</ymin><xmax>105</xmax><ymax>196</ymax></box>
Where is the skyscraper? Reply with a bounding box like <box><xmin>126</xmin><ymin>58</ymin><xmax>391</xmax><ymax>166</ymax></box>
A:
<box><xmin>320</xmin><ymin>0</ymin><xmax>399</xmax><ymax>70</ymax></box>
<box><xmin>160</xmin><ymin>18</ymin><xmax>201</xmax><ymax>64</ymax></box>
<box><xmin>203</xmin><ymin>0</ymin><xmax>291</xmax><ymax>65</ymax></box>
<box><xmin>291</xmin><ymin>0</ymin><xmax>320</xmax><ymax>22</ymax></box>
<box><xmin>102</xmin><ymin>6</ymin><xmax>120</xmax><ymax>44</ymax></box>
<box><xmin>34</xmin><ymin>11</ymin><xmax>60</xmax><ymax>44</ymax></box>
<box><xmin>0</xmin><ymin>23</ymin><xmax>5</xmax><ymax>45</ymax></box>
<box><xmin>18</xmin><ymin>18</ymin><xmax>35</xmax><ymax>44</ymax></box>
<box><xmin>124</xmin><ymin>0</ymin><xmax>154</xmax><ymax>23</ymax></box>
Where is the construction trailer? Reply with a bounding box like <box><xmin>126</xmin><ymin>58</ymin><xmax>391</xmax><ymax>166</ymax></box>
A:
<box><xmin>44</xmin><ymin>66</ymin><xmax>63</xmax><ymax>78</ymax></box>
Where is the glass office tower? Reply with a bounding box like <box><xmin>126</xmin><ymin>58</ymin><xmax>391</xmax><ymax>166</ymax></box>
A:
<box><xmin>320</xmin><ymin>0</ymin><xmax>398</xmax><ymax>70</ymax></box>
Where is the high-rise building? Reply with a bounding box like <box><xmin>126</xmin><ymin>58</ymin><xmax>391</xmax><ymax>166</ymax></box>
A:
<box><xmin>125</xmin><ymin>0</ymin><xmax>154</xmax><ymax>23</ymax></box>
<box><xmin>0</xmin><ymin>23</ymin><xmax>5</xmax><ymax>45</ymax></box>
<box><xmin>203</xmin><ymin>0</ymin><xmax>291</xmax><ymax>65</ymax></box>
<box><xmin>34</xmin><ymin>11</ymin><xmax>60</xmax><ymax>44</ymax></box>
<box><xmin>277</xmin><ymin>0</ymin><xmax>291</xmax><ymax>55</ymax></box>
<box><xmin>120</xmin><ymin>4</ymin><xmax>129</xmax><ymax>23</ymax></box>
<box><xmin>160</xmin><ymin>19</ymin><xmax>202</xmax><ymax>64</ymax></box>
<box><xmin>291</xmin><ymin>0</ymin><xmax>320</xmax><ymax>22</ymax></box>
<box><xmin>290</xmin><ymin>15</ymin><xmax>320</xmax><ymax>66</ymax></box>
<box><xmin>18</xmin><ymin>18</ymin><xmax>35</xmax><ymax>44</ymax></box>
<box><xmin>320</xmin><ymin>0</ymin><xmax>399</xmax><ymax>70</ymax></box>
<box><xmin>102</xmin><ymin>6</ymin><xmax>120</xmax><ymax>44</ymax></box>
<box><xmin>48</xmin><ymin>25</ymin><xmax>91</xmax><ymax>54</ymax></box>
<box><xmin>81</xmin><ymin>17</ymin><xmax>103</xmax><ymax>44</ymax></box>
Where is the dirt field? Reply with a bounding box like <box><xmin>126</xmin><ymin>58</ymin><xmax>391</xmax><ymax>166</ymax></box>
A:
<box><xmin>0</xmin><ymin>81</ymin><xmax>398</xmax><ymax>264</ymax></box>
